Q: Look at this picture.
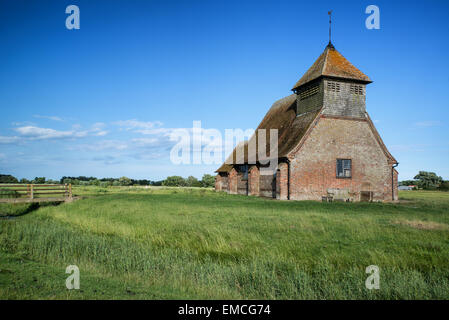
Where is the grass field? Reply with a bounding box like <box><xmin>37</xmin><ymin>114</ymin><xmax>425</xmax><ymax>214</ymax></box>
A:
<box><xmin>1</xmin><ymin>187</ymin><xmax>448</xmax><ymax>299</ymax></box>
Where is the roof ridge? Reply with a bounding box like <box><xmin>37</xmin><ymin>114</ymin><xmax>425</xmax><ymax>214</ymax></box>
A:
<box><xmin>321</xmin><ymin>46</ymin><xmax>330</xmax><ymax>76</ymax></box>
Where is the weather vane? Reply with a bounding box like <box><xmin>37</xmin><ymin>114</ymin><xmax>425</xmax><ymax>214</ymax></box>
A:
<box><xmin>328</xmin><ymin>10</ymin><xmax>332</xmax><ymax>45</ymax></box>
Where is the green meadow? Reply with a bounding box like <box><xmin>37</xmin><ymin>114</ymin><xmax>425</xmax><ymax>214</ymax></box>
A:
<box><xmin>1</xmin><ymin>187</ymin><xmax>448</xmax><ymax>299</ymax></box>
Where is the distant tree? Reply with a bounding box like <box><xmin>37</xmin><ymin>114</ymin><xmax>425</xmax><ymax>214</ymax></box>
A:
<box><xmin>99</xmin><ymin>181</ymin><xmax>110</xmax><ymax>188</ymax></box>
<box><xmin>414</xmin><ymin>171</ymin><xmax>443</xmax><ymax>190</ymax></box>
<box><xmin>19</xmin><ymin>178</ymin><xmax>31</xmax><ymax>184</ymax></box>
<box><xmin>185</xmin><ymin>176</ymin><xmax>201</xmax><ymax>187</ymax></box>
<box><xmin>112</xmin><ymin>180</ymin><xmax>121</xmax><ymax>186</ymax></box>
<box><xmin>0</xmin><ymin>174</ymin><xmax>19</xmax><ymax>184</ymax></box>
<box><xmin>118</xmin><ymin>176</ymin><xmax>133</xmax><ymax>186</ymax></box>
<box><xmin>150</xmin><ymin>180</ymin><xmax>163</xmax><ymax>186</ymax></box>
<box><xmin>32</xmin><ymin>177</ymin><xmax>46</xmax><ymax>184</ymax></box>
<box><xmin>399</xmin><ymin>180</ymin><xmax>417</xmax><ymax>186</ymax></box>
<box><xmin>133</xmin><ymin>179</ymin><xmax>150</xmax><ymax>186</ymax></box>
<box><xmin>45</xmin><ymin>179</ymin><xmax>59</xmax><ymax>184</ymax></box>
<box><xmin>201</xmin><ymin>174</ymin><xmax>215</xmax><ymax>188</ymax></box>
<box><xmin>62</xmin><ymin>178</ymin><xmax>72</xmax><ymax>184</ymax></box>
<box><xmin>89</xmin><ymin>179</ymin><xmax>100</xmax><ymax>186</ymax></box>
<box><xmin>163</xmin><ymin>176</ymin><xmax>186</xmax><ymax>187</ymax></box>
<box><xmin>438</xmin><ymin>181</ymin><xmax>449</xmax><ymax>191</ymax></box>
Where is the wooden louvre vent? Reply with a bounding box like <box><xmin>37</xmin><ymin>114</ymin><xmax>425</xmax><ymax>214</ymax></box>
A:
<box><xmin>299</xmin><ymin>84</ymin><xmax>319</xmax><ymax>100</ymax></box>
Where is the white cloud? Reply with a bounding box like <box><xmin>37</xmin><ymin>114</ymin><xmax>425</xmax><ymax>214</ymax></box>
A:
<box><xmin>92</xmin><ymin>122</ymin><xmax>106</xmax><ymax>129</ymax></box>
<box><xmin>91</xmin><ymin>155</ymin><xmax>123</xmax><ymax>165</ymax></box>
<box><xmin>12</xmin><ymin>121</ymin><xmax>36</xmax><ymax>126</ymax></box>
<box><xmin>33</xmin><ymin>115</ymin><xmax>64</xmax><ymax>121</ymax></box>
<box><xmin>414</xmin><ymin>121</ymin><xmax>442</xmax><ymax>128</ymax></box>
<box><xmin>131</xmin><ymin>136</ymin><xmax>174</xmax><ymax>149</ymax></box>
<box><xmin>90</xmin><ymin>122</ymin><xmax>108</xmax><ymax>136</ymax></box>
<box><xmin>14</xmin><ymin>126</ymin><xmax>88</xmax><ymax>140</ymax></box>
<box><xmin>114</xmin><ymin>119</ymin><xmax>163</xmax><ymax>131</ymax></box>
<box><xmin>0</xmin><ymin>136</ymin><xmax>20</xmax><ymax>144</ymax></box>
<box><xmin>70</xmin><ymin>140</ymin><xmax>129</xmax><ymax>151</ymax></box>
<box><xmin>95</xmin><ymin>131</ymin><xmax>108</xmax><ymax>136</ymax></box>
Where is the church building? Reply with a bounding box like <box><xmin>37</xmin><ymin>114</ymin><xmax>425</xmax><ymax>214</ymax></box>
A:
<box><xmin>215</xmin><ymin>41</ymin><xmax>398</xmax><ymax>202</ymax></box>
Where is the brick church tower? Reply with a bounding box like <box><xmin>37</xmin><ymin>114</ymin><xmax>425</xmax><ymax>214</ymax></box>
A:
<box><xmin>216</xmin><ymin>41</ymin><xmax>398</xmax><ymax>202</ymax></box>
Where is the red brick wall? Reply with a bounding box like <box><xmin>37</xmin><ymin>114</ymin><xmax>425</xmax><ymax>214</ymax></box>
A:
<box><xmin>228</xmin><ymin>168</ymin><xmax>238</xmax><ymax>194</ymax></box>
<box><xmin>237</xmin><ymin>173</ymin><xmax>248</xmax><ymax>195</ymax></box>
<box><xmin>215</xmin><ymin>174</ymin><xmax>228</xmax><ymax>192</ymax></box>
<box><xmin>215</xmin><ymin>175</ymin><xmax>221</xmax><ymax>191</ymax></box>
<box><xmin>249</xmin><ymin>165</ymin><xmax>260</xmax><ymax>196</ymax></box>
<box><xmin>277</xmin><ymin>162</ymin><xmax>288</xmax><ymax>200</ymax></box>
<box><xmin>393</xmin><ymin>168</ymin><xmax>398</xmax><ymax>201</ymax></box>
<box><xmin>289</xmin><ymin>117</ymin><xmax>395</xmax><ymax>201</ymax></box>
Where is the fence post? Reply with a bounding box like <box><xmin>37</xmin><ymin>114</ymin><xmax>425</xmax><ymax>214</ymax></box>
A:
<box><xmin>30</xmin><ymin>184</ymin><xmax>34</xmax><ymax>200</ymax></box>
<box><xmin>69</xmin><ymin>183</ymin><xmax>72</xmax><ymax>199</ymax></box>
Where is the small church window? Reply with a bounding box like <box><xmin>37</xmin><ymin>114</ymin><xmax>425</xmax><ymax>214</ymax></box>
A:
<box><xmin>327</xmin><ymin>81</ymin><xmax>340</xmax><ymax>92</ymax></box>
<box><xmin>337</xmin><ymin>159</ymin><xmax>352</xmax><ymax>178</ymax></box>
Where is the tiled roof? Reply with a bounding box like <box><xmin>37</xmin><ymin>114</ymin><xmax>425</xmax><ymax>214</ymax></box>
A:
<box><xmin>292</xmin><ymin>43</ymin><xmax>371</xmax><ymax>90</ymax></box>
<box><xmin>216</xmin><ymin>95</ymin><xmax>320</xmax><ymax>173</ymax></box>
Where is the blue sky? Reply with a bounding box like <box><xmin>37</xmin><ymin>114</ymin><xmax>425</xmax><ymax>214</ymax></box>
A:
<box><xmin>0</xmin><ymin>0</ymin><xmax>448</xmax><ymax>181</ymax></box>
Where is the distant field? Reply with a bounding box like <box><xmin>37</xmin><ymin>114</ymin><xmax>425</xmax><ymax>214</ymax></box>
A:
<box><xmin>1</xmin><ymin>187</ymin><xmax>448</xmax><ymax>299</ymax></box>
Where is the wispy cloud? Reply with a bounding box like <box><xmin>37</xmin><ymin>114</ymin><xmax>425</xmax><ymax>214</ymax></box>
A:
<box><xmin>0</xmin><ymin>136</ymin><xmax>21</xmax><ymax>144</ymax></box>
<box><xmin>7</xmin><ymin>122</ymin><xmax>109</xmax><ymax>142</ymax></box>
<box><xmin>91</xmin><ymin>155</ymin><xmax>123</xmax><ymax>165</ymax></box>
<box><xmin>95</xmin><ymin>130</ymin><xmax>108</xmax><ymax>136</ymax></box>
<box><xmin>90</xmin><ymin>122</ymin><xmax>108</xmax><ymax>136</ymax></box>
<box><xmin>12</xmin><ymin>121</ymin><xmax>36</xmax><ymax>126</ymax></box>
<box><xmin>14</xmin><ymin>126</ymin><xmax>88</xmax><ymax>140</ymax></box>
<box><xmin>114</xmin><ymin>119</ymin><xmax>165</xmax><ymax>134</ymax></box>
<box><xmin>33</xmin><ymin>115</ymin><xmax>64</xmax><ymax>121</ymax></box>
<box><xmin>414</xmin><ymin>120</ymin><xmax>442</xmax><ymax>128</ymax></box>
<box><xmin>69</xmin><ymin>140</ymin><xmax>129</xmax><ymax>151</ymax></box>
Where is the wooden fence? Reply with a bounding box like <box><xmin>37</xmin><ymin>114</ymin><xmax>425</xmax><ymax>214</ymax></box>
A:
<box><xmin>0</xmin><ymin>184</ymin><xmax>72</xmax><ymax>203</ymax></box>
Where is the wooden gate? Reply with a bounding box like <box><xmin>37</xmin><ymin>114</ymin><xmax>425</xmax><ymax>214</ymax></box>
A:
<box><xmin>0</xmin><ymin>184</ymin><xmax>72</xmax><ymax>203</ymax></box>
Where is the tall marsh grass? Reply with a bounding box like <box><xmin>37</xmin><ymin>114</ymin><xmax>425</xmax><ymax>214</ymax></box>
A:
<box><xmin>1</xmin><ymin>188</ymin><xmax>448</xmax><ymax>299</ymax></box>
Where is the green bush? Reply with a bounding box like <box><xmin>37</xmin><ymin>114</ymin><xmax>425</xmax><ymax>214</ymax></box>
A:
<box><xmin>438</xmin><ymin>181</ymin><xmax>449</xmax><ymax>191</ymax></box>
<box><xmin>0</xmin><ymin>189</ymin><xmax>20</xmax><ymax>199</ymax></box>
<box><xmin>201</xmin><ymin>174</ymin><xmax>215</xmax><ymax>188</ymax></box>
<box><xmin>163</xmin><ymin>176</ymin><xmax>186</xmax><ymax>187</ymax></box>
<box><xmin>0</xmin><ymin>175</ymin><xmax>18</xmax><ymax>183</ymax></box>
